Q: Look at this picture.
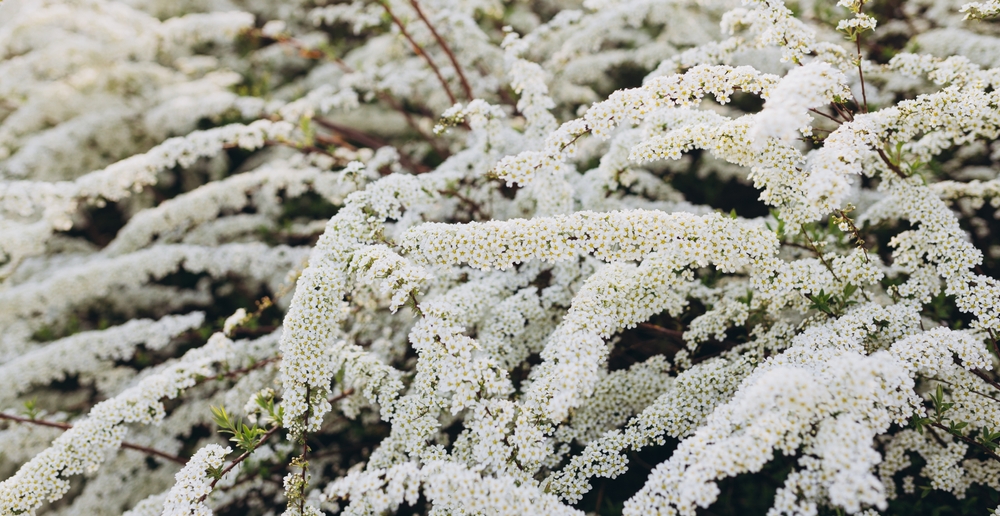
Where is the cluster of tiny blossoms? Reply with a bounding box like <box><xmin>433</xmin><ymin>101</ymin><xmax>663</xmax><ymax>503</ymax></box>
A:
<box><xmin>3</xmin><ymin>0</ymin><xmax>1000</xmax><ymax>515</ymax></box>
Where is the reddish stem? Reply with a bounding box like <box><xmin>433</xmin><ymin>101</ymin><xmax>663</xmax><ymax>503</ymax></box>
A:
<box><xmin>380</xmin><ymin>1</ymin><xmax>458</xmax><ymax>105</ymax></box>
<box><xmin>0</xmin><ymin>412</ymin><xmax>187</xmax><ymax>465</ymax></box>
<box><xmin>408</xmin><ymin>0</ymin><xmax>474</xmax><ymax>100</ymax></box>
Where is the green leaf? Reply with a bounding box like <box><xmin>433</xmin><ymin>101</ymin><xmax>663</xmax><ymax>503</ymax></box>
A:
<box><xmin>212</xmin><ymin>406</ymin><xmax>235</xmax><ymax>434</ymax></box>
<box><xmin>207</xmin><ymin>465</ymin><xmax>224</xmax><ymax>480</ymax></box>
<box><xmin>948</xmin><ymin>420</ymin><xmax>969</xmax><ymax>435</ymax></box>
<box><xmin>910</xmin><ymin>415</ymin><xmax>931</xmax><ymax>434</ymax></box>
<box><xmin>22</xmin><ymin>398</ymin><xmax>39</xmax><ymax>420</ymax></box>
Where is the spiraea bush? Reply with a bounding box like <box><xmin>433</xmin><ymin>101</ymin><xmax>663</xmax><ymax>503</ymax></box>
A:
<box><xmin>3</xmin><ymin>0</ymin><xmax>1000</xmax><ymax>514</ymax></box>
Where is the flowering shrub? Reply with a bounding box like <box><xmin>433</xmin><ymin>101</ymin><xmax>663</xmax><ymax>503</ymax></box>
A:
<box><xmin>3</xmin><ymin>0</ymin><xmax>1000</xmax><ymax>514</ymax></box>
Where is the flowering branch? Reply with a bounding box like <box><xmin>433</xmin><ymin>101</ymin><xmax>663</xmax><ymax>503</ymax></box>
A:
<box><xmin>0</xmin><ymin>412</ymin><xmax>188</xmax><ymax>465</ymax></box>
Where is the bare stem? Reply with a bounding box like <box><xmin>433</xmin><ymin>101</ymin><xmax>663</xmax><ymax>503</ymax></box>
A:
<box><xmin>855</xmin><ymin>37</ymin><xmax>869</xmax><ymax>114</ymax></box>
<box><xmin>408</xmin><ymin>0</ymin><xmax>474</xmax><ymax>100</ymax></box>
<box><xmin>0</xmin><ymin>412</ymin><xmax>188</xmax><ymax>465</ymax></box>
<box><xmin>808</xmin><ymin>108</ymin><xmax>844</xmax><ymax>124</ymax></box>
<box><xmin>328</xmin><ymin>388</ymin><xmax>356</xmax><ymax>405</ymax></box>
<box><xmin>195</xmin><ymin>356</ymin><xmax>281</xmax><ymax>387</ymax></box>
<box><xmin>440</xmin><ymin>187</ymin><xmax>486</xmax><ymax>220</ymax></box>
<box><xmin>298</xmin><ymin>386</ymin><xmax>310</xmax><ymax>514</ymax></box>
<box><xmin>802</xmin><ymin>230</ymin><xmax>841</xmax><ymax>282</ymax></box>
<box><xmin>969</xmin><ymin>365</ymin><xmax>1000</xmax><ymax>392</ymax></box>
<box><xmin>380</xmin><ymin>0</ymin><xmax>458</xmax><ymax>105</ymax></box>
<box><xmin>832</xmin><ymin>102</ymin><xmax>855</xmax><ymax>122</ymax></box>
<box><xmin>315</xmin><ymin>115</ymin><xmax>436</xmax><ymax>173</ymax></box>
<box><xmin>928</xmin><ymin>421</ymin><xmax>1000</xmax><ymax>464</ymax></box>
<box><xmin>875</xmin><ymin>147</ymin><xmax>910</xmax><ymax>179</ymax></box>
<box><xmin>376</xmin><ymin>92</ymin><xmax>453</xmax><ymax>162</ymax></box>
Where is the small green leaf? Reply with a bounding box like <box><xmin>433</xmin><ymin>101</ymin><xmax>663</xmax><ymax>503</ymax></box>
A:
<box><xmin>22</xmin><ymin>398</ymin><xmax>40</xmax><ymax>420</ymax></box>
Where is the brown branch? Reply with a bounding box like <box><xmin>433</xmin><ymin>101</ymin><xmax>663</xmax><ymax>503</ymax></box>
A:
<box><xmin>379</xmin><ymin>0</ymin><xmax>457</xmax><ymax>105</ymax></box>
<box><xmin>833</xmin><ymin>208</ymin><xmax>872</xmax><ymax>267</ymax></box>
<box><xmin>314</xmin><ymin>118</ymin><xmax>390</xmax><ymax>150</ymax></box>
<box><xmin>923</xmin><ymin>423</ymin><xmax>949</xmax><ymax>447</ymax></box>
<box><xmin>199</xmin><ymin>422</ymin><xmax>284</xmax><ymax>503</ymax></box>
<box><xmin>636</xmin><ymin>322</ymin><xmax>740</xmax><ymax>361</ymax></box>
<box><xmin>268</xmin><ymin>33</ymin><xmax>354</xmax><ymax>75</ymax></box>
<box><xmin>932</xmin><ymin>376</ymin><xmax>1000</xmax><ymax>403</ymax></box>
<box><xmin>490</xmin><ymin>130</ymin><xmax>589</xmax><ymax>180</ymax></box>
<box><xmin>0</xmin><ymin>413</ymin><xmax>188</xmax><ymax>465</ymax></box>
<box><xmin>376</xmin><ymin>93</ymin><xmax>452</xmax><ymax>162</ymax></box>
<box><xmin>874</xmin><ymin>146</ymin><xmax>909</xmax><ymax>180</ymax></box>
<box><xmin>408</xmin><ymin>0</ymin><xmax>474</xmax><ymax>100</ymax></box>
<box><xmin>195</xmin><ymin>356</ymin><xmax>282</xmax><ymax>388</ymax></box>
<box><xmin>223</xmin><ymin>139</ymin><xmax>333</xmax><ymax>158</ymax></box>
<box><xmin>802</xmin><ymin>230</ymin><xmax>841</xmax><ymax>282</ymax></box>
<box><xmin>855</xmin><ymin>38</ymin><xmax>869</xmax><ymax>114</ymax></box>
<box><xmin>197</xmin><ymin>389</ymin><xmax>356</xmax><ymax>504</ymax></box>
<box><xmin>782</xmin><ymin>240</ymin><xmax>818</xmax><ymax>253</ymax></box>
<box><xmin>969</xmin><ymin>366</ymin><xmax>1000</xmax><ymax>392</ymax></box>
<box><xmin>638</xmin><ymin>322</ymin><xmax>685</xmax><ymax>340</ymax></box>
<box><xmin>328</xmin><ymin>388</ymin><xmax>356</xmax><ymax>405</ymax></box>
<box><xmin>316</xmin><ymin>117</ymin><xmax>433</xmax><ymax>173</ymax></box>
<box><xmin>316</xmin><ymin>110</ymin><xmax>447</xmax><ymax>173</ymax></box>
<box><xmin>808</xmin><ymin>108</ymin><xmax>843</xmax><ymax>124</ymax></box>
<box><xmin>440</xmin><ymin>188</ymin><xmax>486</xmax><ymax>220</ymax></box>
<box><xmin>928</xmin><ymin>421</ymin><xmax>1000</xmax><ymax>464</ymax></box>
<box><xmin>315</xmin><ymin>133</ymin><xmax>358</xmax><ymax>152</ymax></box>
<box><xmin>266</xmin><ymin>22</ymin><xmax>451</xmax><ymax>169</ymax></box>
<box><xmin>832</xmin><ymin>102</ymin><xmax>855</xmax><ymax>122</ymax></box>
<box><xmin>298</xmin><ymin>386</ymin><xmax>311</xmax><ymax>514</ymax></box>
<box><xmin>267</xmin><ymin>28</ymin><xmax>452</xmax><ymax>171</ymax></box>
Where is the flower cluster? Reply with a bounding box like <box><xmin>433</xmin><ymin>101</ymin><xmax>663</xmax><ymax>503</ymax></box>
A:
<box><xmin>3</xmin><ymin>0</ymin><xmax>1000</xmax><ymax>515</ymax></box>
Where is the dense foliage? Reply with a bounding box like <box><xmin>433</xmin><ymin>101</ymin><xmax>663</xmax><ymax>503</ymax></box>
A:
<box><xmin>2</xmin><ymin>0</ymin><xmax>1000</xmax><ymax>514</ymax></box>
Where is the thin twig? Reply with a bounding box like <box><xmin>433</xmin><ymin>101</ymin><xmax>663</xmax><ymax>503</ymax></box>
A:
<box><xmin>314</xmin><ymin>118</ymin><xmax>389</xmax><ymax>150</ymax></box>
<box><xmin>923</xmin><ymin>423</ymin><xmax>949</xmax><ymax>447</ymax></box>
<box><xmin>932</xmin><ymin>377</ymin><xmax>1000</xmax><ymax>403</ymax></box>
<box><xmin>315</xmin><ymin>133</ymin><xmax>357</xmax><ymax>152</ymax></box>
<box><xmin>270</xmin><ymin>26</ymin><xmax>455</xmax><ymax>164</ymax></box>
<box><xmin>832</xmin><ymin>102</ymin><xmax>855</xmax><ymax>122</ymax></box>
<box><xmin>299</xmin><ymin>386</ymin><xmax>311</xmax><ymax>514</ymax></box>
<box><xmin>376</xmin><ymin>92</ymin><xmax>453</xmax><ymax>161</ymax></box>
<box><xmin>328</xmin><ymin>388</ymin><xmax>356</xmax><ymax>405</ymax></box>
<box><xmin>315</xmin><ymin>116</ymin><xmax>434</xmax><ymax>173</ymax></box>
<box><xmin>408</xmin><ymin>0</ymin><xmax>474</xmax><ymax>100</ymax></box>
<box><xmin>196</xmin><ymin>356</ymin><xmax>281</xmax><ymax>387</ymax></box>
<box><xmin>637</xmin><ymin>322</ymin><xmax>740</xmax><ymax>361</ymax></box>
<box><xmin>594</xmin><ymin>480</ymin><xmax>606</xmax><ymax>514</ymax></box>
<box><xmin>0</xmin><ymin>413</ymin><xmax>188</xmax><ymax>465</ymax></box>
<box><xmin>268</xmin><ymin>32</ymin><xmax>354</xmax><ymax>75</ymax></box>
<box><xmin>440</xmin><ymin>188</ymin><xmax>486</xmax><ymax>220</ymax></box>
<box><xmin>874</xmin><ymin>147</ymin><xmax>908</xmax><ymax>179</ymax></box>
<box><xmin>379</xmin><ymin>0</ymin><xmax>457</xmax><ymax>105</ymax></box>
<box><xmin>968</xmin><ymin>366</ymin><xmax>1000</xmax><ymax>392</ymax></box>
<box><xmin>928</xmin><ymin>421</ymin><xmax>1000</xmax><ymax>464</ymax></box>
<box><xmin>199</xmin><ymin>423</ymin><xmax>283</xmax><ymax>502</ymax></box>
<box><xmin>223</xmin><ymin>139</ymin><xmax>333</xmax><ymax>158</ymax></box>
<box><xmin>638</xmin><ymin>322</ymin><xmax>685</xmax><ymax>340</ymax></box>
<box><xmin>198</xmin><ymin>389</ymin><xmax>356</xmax><ymax>505</ymax></box>
<box><xmin>855</xmin><ymin>37</ymin><xmax>869</xmax><ymax>113</ymax></box>
<box><xmin>808</xmin><ymin>108</ymin><xmax>843</xmax><ymax>124</ymax></box>
<box><xmin>802</xmin><ymin>230</ymin><xmax>841</xmax><ymax>282</ymax></box>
